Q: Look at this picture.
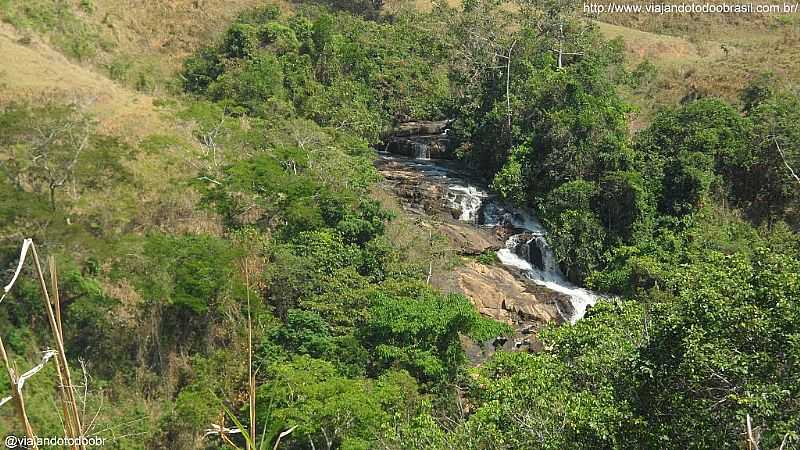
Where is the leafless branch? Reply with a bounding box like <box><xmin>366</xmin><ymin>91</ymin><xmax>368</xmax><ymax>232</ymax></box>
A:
<box><xmin>273</xmin><ymin>426</ymin><xmax>298</xmax><ymax>450</ymax></box>
<box><xmin>772</xmin><ymin>137</ymin><xmax>800</xmax><ymax>186</ymax></box>
<box><xmin>203</xmin><ymin>423</ymin><xmax>243</xmax><ymax>438</ymax></box>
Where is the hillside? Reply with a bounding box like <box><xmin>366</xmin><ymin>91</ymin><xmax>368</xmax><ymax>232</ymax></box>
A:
<box><xmin>595</xmin><ymin>11</ymin><xmax>800</xmax><ymax>123</ymax></box>
<box><xmin>1</xmin><ymin>1</ymin><xmax>799</xmax><ymax>449</ymax></box>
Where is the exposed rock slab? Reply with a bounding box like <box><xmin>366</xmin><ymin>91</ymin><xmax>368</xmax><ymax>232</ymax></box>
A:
<box><xmin>457</xmin><ymin>261</ymin><xmax>565</xmax><ymax>325</ymax></box>
<box><xmin>436</xmin><ymin>222</ymin><xmax>499</xmax><ymax>255</ymax></box>
<box><xmin>392</xmin><ymin>120</ymin><xmax>453</xmax><ymax>136</ymax></box>
<box><xmin>456</xmin><ymin>261</ymin><xmax>572</xmax><ymax>363</ymax></box>
<box><xmin>384</xmin><ymin>120</ymin><xmax>454</xmax><ymax>159</ymax></box>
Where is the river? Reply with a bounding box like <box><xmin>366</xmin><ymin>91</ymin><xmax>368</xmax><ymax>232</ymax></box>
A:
<box><xmin>377</xmin><ymin>153</ymin><xmax>599</xmax><ymax>324</ymax></box>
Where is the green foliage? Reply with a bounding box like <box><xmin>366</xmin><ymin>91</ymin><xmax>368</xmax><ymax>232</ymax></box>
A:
<box><xmin>635</xmin><ymin>249</ymin><xmax>800</xmax><ymax>448</ymax></box>
<box><xmin>0</xmin><ymin>99</ymin><xmax>135</xmax><ymax>212</ymax></box>
<box><xmin>595</xmin><ymin>170</ymin><xmax>649</xmax><ymax>241</ymax></box>
<box><xmin>541</xmin><ymin>181</ymin><xmax>607</xmax><ymax>283</ymax></box>
<box><xmin>465</xmin><ymin>351</ymin><xmax>628</xmax><ymax>450</ymax></box>
<box><xmin>473</xmin><ymin>250</ymin><xmax>499</xmax><ymax>265</ymax></box>
<box><xmin>0</xmin><ymin>0</ymin><xmax>102</xmax><ymax>60</ymax></box>
<box><xmin>139</xmin><ymin>234</ymin><xmax>239</xmax><ymax>315</ymax></box>
<box><xmin>256</xmin><ymin>356</ymin><xmax>426</xmax><ymax>449</ymax></box>
<box><xmin>743</xmin><ymin>89</ymin><xmax>800</xmax><ymax>225</ymax></box>
<box><xmin>360</xmin><ymin>282</ymin><xmax>505</xmax><ymax>383</ymax></box>
<box><xmin>6</xmin><ymin>2</ymin><xmax>800</xmax><ymax>448</ymax></box>
<box><xmin>182</xmin><ymin>8</ymin><xmax>451</xmax><ymax>141</ymax></box>
<box><xmin>740</xmin><ymin>72</ymin><xmax>778</xmax><ymax>113</ymax></box>
<box><xmin>546</xmin><ymin>209</ymin><xmax>607</xmax><ymax>284</ymax></box>
<box><xmin>660</xmin><ymin>150</ymin><xmax>715</xmax><ymax>215</ymax></box>
<box><xmin>635</xmin><ymin>98</ymin><xmax>752</xmax><ymax>214</ymax></box>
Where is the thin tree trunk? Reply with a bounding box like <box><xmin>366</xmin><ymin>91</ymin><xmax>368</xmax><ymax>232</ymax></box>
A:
<box><xmin>30</xmin><ymin>245</ymin><xmax>85</xmax><ymax>450</ymax></box>
<box><xmin>0</xmin><ymin>336</ymin><xmax>38</xmax><ymax>448</ymax></box>
<box><xmin>246</xmin><ymin>261</ymin><xmax>256</xmax><ymax>450</ymax></box>
<box><xmin>505</xmin><ymin>40</ymin><xmax>517</xmax><ymax>138</ymax></box>
<box><xmin>774</xmin><ymin>138</ymin><xmax>800</xmax><ymax>186</ymax></box>
<box><xmin>49</xmin><ymin>257</ymin><xmax>79</xmax><ymax>449</ymax></box>
<box><xmin>49</xmin><ymin>185</ymin><xmax>57</xmax><ymax>211</ymax></box>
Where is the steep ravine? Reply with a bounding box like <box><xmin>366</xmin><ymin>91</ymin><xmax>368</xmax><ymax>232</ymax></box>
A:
<box><xmin>375</xmin><ymin>153</ymin><xmax>600</xmax><ymax>361</ymax></box>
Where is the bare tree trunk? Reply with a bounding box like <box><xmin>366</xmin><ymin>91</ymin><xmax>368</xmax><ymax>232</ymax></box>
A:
<box><xmin>245</xmin><ymin>261</ymin><xmax>257</xmax><ymax>450</ymax></box>
<box><xmin>558</xmin><ymin>23</ymin><xmax>564</xmax><ymax>70</ymax></box>
<box><xmin>0</xmin><ymin>336</ymin><xmax>38</xmax><ymax>448</ymax></box>
<box><xmin>30</xmin><ymin>245</ymin><xmax>85</xmax><ymax>450</ymax></box>
<box><xmin>746</xmin><ymin>414</ymin><xmax>759</xmax><ymax>450</ymax></box>
<box><xmin>774</xmin><ymin>138</ymin><xmax>800</xmax><ymax>186</ymax></box>
<box><xmin>49</xmin><ymin>184</ymin><xmax>57</xmax><ymax>211</ymax></box>
<box><xmin>49</xmin><ymin>257</ymin><xmax>80</xmax><ymax>449</ymax></box>
<box><xmin>506</xmin><ymin>40</ymin><xmax>517</xmax><ymax>132</ymax></box>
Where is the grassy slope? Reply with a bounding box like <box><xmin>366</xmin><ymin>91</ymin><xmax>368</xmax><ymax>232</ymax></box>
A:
<box><xmin>0</xmin><ymin>1</ymin><xmax>293</xmax><ymax>237</ymax></box>
<box><xmin>594</xmin><ymin>12</ymin><xmax>800</xmax><ymax>123</ymax></box>
<box><xmin>0</xmin><ymin>22</ymin><xmax>161</xmax><ymax>136</ymax></box>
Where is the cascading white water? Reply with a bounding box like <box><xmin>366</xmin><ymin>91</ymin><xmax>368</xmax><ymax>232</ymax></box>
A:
<box><xmin>414</xmin><ymin>142</ymin><xmax>431</xmax><ymax>160</ymax></box>
<box><xmin>378</xmin><ymin>154</ymin><xmax>600</xmax><ymax>323</ymax></box>
<box><xmin>446</xmin><ymin>185</ymin><xmax>486</xmax><ymax>222</ymax></box>
<box><xmin>482</xmin><ymin>201</ymin><xmax>598</xmax><ymax>323</ymax></box>
<box><xmin>496</xmin><ymin>238</ymin><xmax>598</xmax><ymax>324</ymax></box>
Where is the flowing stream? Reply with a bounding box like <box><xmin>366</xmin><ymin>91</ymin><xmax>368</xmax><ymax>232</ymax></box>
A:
<box><xmin>379</xmin><ymin>154</ymin><xmax>599</xmax><ymax>323</ymax></box>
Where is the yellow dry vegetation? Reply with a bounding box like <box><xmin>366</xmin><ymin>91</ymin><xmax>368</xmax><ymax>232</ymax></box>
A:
<box><xmin>0</xmin><ymin>1</ymin><xmax>272</xmax><ymax>236</ymax></box>
<box><xmin>0</xmin><ymin>23</ymin><xmax>161</xmax><ymax>137</ymax></box>
<box><xmin>88</xmin><ymin>0</ymin><xmax>291</xmax><ymax>77</ymax></box>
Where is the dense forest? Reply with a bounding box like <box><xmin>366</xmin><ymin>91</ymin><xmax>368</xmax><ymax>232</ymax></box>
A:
<box><xmin>0</xmin><ymin>0</ymin><xmax>799</xmax><ymax>448</ymax></box>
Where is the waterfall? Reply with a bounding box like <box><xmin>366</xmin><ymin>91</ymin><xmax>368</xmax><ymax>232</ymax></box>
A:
<box><xmin>446</xmin><ymin>185</ymin><xmax>486</xmax><ymax>222</ymax></box>
<box><xmin>496</xmin><ymin>233</ymin><xmax>598</xmax><ymax>323</ymax></box>
<box><xmin>377</xmin><ymin>154</ymin><xmax>600</xmax><ymax>323</ymax></box>
<box><xmin>414</xmin><ymin>142</ymin><xmax>431</xmax><ymax>160</ymax></box>
<box><xmin>465</xmin><ymin>190</ymin><xmax>599</xmax><ymax>322</ymax></box>
<box><xmin>461</xmin><ymin>181</ymin><xmax>599</xmax><ymax>322</ymax></box>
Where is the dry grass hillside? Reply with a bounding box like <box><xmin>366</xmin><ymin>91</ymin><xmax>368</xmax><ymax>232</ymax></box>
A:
<box><xmin>2</xmin><ymin>0</ymin><xmax>798</xmax><ymax>220</ymax></box>
<box><xmin>0</xmin><ymin>22</ymin><xmax>161</xmax><ymax>136</ymax></box>
<box><xmin>595</xmin><ymin>11</ymin><xmax>800</xmax><ymax>118</ymax></box>
<box><xmin>409</xmin><ymin>0</ymin><xmax>800</xmax><ymax>121</ymax></box>
<box><xmin>0</xmin><ymin>0</ymin><xmax>284</xmax><ymax>94</ymax></box>
<box><xmin>0</xmin><ymin>1</ymin><xmax>282</xmax><ymax>237</ymax></box>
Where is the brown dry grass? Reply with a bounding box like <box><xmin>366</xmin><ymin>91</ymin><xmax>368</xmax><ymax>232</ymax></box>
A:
<box><xmin>88</xmin><ymin>0</ymin><xmax>291</xmax><ymax>84</ymax></box>
<box><xmin>410</xmin><ymin>0</ymin><xmax>799</xmax><ymax>123</ymax></box>
<box><xmin>0</xmin><ymin>2</ymin><xmax>250</xmax><ymax>238</ymax></box>
<box><xmin>0</xmin><ymin>22</ymin><xmax>162</xmax><ymax>137</ymax></box>
<box><xmin>593</xmin><ymin>11</ymin><xmax>800</xmax><ymax>120</ymax></box>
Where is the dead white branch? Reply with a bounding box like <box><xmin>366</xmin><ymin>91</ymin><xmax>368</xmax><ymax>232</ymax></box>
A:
<box><xmin>273</xmin><ymin>426</ymin><xmax>298</xmax><ymax>450</ymax></box>
<box><xmin>773</xmin><ymin>137</ymin><xmax>800</xmax><ymax>186</ymax></box>
<box><xmin>745</xmin><ymin>414</ymin><xmax>760</xmax><ymax>450</ymax></box>
<box><xmin>0</xmin><ymin>348</ymin><xmax>58</xmax><ymax>411</ymax></box>
<box><xmin>1</xmin><ymin>238</ymin><xmax>33</xmax><ymax>304</ymax></box>
<box><xmin>204</xmin><ymin>423</ymin><xmax>242</xmax><ymax>438</ymax></box>
<box><xmin>18</xmin><ymin>349</ymin><xmax>58</xmax><ymax>389</ymax></box>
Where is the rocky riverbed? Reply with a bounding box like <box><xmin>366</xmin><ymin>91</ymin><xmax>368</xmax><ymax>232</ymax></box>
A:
<box><xmin>374</xmin><ymin>155</ymin><xmax>579</xmax><ymax>362</ymax></box>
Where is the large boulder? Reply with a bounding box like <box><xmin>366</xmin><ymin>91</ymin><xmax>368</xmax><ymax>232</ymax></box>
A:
<box><xmin>457</xmin><ymin>261</ymin><xmax>570</xmax><ymax>325</ymax></box>
<box><xmin>392</xmin><ymin>119</ymin><xmax>453</xmax><ymax>137</ymax></box>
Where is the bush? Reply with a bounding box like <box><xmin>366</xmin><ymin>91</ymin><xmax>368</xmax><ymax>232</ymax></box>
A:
<box><xmin>595</xmin><ymin>170</ymin><xmax>649</xmax><ymax>240</ymax></box>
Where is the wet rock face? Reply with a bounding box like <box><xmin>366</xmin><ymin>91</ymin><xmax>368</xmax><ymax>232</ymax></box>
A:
<box><xmin>436</xmin><ymin>222</ymin><xmax>500</xmax><ymax>256</ymax></box>
<box><xmin>392</xmin><ymin>119</ymin><xmax>452</xmax><ymax>137</ymax></box>
<box><xmin>377</xmin><ymin>163</ymin><xmax>445</xmax><ymax>216</ymax></box>
<box><xmin>375</xmin><ymin>157</ymin><xmax>500</xmax><ymax>256</ymax></box>
<box><xmin>386</xmin><ymin>136</ymin><xmax>450</xmax><ymax>159</ymax></box>
<box><xmin>375</xmin><ymin>154</ymin><xmax>594</xmax><ymax>359</ymax></box>
<box><xmin>375</xmin><ymin>158</ymin><xmax>474</xmax><ymax>219</ymax></box>
<box><xmin>384</xmin><ymin>120</ymin><xmax>454</xmax><ymax>159</ymax></box>
<box><xmin>507</xmin><ymin>232</ymin><xmax>546</xmax><ymax>271</ymax></box>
